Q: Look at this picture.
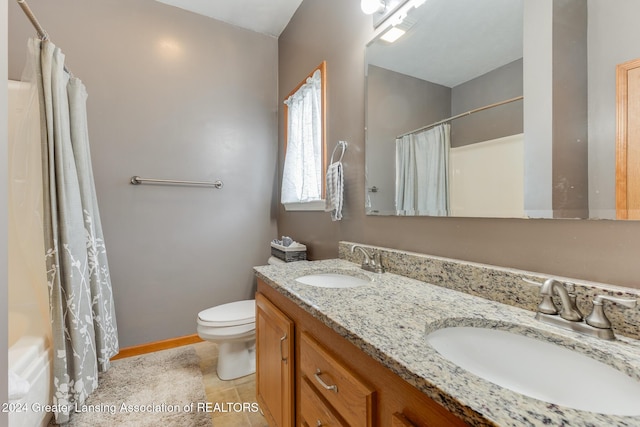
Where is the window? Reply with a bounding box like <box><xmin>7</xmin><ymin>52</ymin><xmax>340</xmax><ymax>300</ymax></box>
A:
<box><xmin>281</xmin><ymin>62</ymin><xmax>326</xmax><ymax>208</ymax></box>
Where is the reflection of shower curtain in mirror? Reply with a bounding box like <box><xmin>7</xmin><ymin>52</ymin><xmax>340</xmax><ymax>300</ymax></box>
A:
<box><xmin>395</xmin><ymin>124</ymin><xmax>450</xmax><ymax>216</ymax></box>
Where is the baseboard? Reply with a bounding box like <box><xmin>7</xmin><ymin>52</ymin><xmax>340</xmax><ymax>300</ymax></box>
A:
<box><xmin>111</xmin><ymin>334</ymin><xmax>204</xmax><ymax>360</ymax></box>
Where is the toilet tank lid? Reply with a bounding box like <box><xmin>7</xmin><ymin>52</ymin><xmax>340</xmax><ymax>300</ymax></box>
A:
<box><xmin>198</xmin><ymin>300</ymin><xmax>255</xmax><ymax>326</ymax></box>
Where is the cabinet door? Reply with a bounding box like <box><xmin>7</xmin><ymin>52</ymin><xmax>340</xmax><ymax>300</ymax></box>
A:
<box><xmin>256</xmin><ymin>293</ymin><xmax>295</xmax><ymax>427</ymax></box>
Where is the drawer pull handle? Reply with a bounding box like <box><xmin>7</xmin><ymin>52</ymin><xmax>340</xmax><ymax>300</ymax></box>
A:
<box><xmin>280</xmin><ymin>333</ymin><xmax>288</xmax><ymax>363</ymax></box>
<box><xmin>316</xmin><ymin>421</ymin><xmax>322</xmax><ymax>427</ymax></box>
<box><xmin>314</xmin><ymin>369</ymin><xmax>338</xmax><ymax>393</ymax></box>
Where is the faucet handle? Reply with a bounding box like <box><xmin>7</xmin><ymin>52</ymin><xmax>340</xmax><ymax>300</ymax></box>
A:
<box><xmin>593</xmin><ymin>295</ymin><xmax>638</xmax><ymax>308</ymax></box>
<box><xmin>585</xmin><ymin>295</ymin><xmax>638</xmax><ymax>329</ymax></box>
<box><xmin>371</xmin><ymin>251</ymin><xmax>385</xmax><ymax>274</ymax></box>
<box><xmin>522</xmin><ymin>277</ymin><xmax>543</xmax><ymax>286</ymax></box>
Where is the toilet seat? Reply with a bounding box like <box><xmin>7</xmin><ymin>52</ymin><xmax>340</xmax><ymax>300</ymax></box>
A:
<box><xmin>197</xmin><ymin>322</ymin><xmax>255</xmax><ymax>340</ymax></box>
<box><xmin>197</xmin><ymin>300</ymin><xmax>255</xmax><ymax>328</ymax></box>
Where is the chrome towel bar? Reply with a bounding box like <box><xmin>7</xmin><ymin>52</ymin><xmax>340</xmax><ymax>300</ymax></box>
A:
<box><xmin>130</xmin><ymin>176</ymin><xmax>223</xmax><ymax>189</ymax></box>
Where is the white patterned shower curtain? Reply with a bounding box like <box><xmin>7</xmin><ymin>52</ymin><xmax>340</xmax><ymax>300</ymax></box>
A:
<box><xmin>26</xmin><ymin>38</ymin><xmax>119</xmax><ymax>424</ymax></box>
<box><xmin>395</xmin><ymin>123</ymin><xmax>450</xmax><ymax>216</ymax></box>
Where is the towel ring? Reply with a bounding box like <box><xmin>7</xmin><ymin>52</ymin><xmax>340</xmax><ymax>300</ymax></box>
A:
<box><xmin>330</xmin><ymin>140</ymin><xmax>347</xmax><ymax>164</ymax></box>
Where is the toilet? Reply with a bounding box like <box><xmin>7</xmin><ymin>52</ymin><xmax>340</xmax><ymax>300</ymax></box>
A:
<box><xmin>197</xmin><ymin>299</ymin><xmax>256</xmax><ymax>380</ymax></box>
<box><xmin>196</xmin><ymin>256</ymin><xmax>285</xmax><ymax>380</ymax></box>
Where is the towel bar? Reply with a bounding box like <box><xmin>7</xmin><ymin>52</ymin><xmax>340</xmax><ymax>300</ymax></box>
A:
<box><xmin>130</xmin><ymin>176</ymin><xmax>223</xmax><ymax>189</ymax></box>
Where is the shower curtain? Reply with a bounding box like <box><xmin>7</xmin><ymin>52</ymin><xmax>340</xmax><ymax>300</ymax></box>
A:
<box><xmin>26</xmin><ymin>38</ymin><xmax>119</xmax><ymax>424</ymax></box>
<box><xmin>395</xmin><ymin>123</ymin><xmax>450</xmax><ymax>216</ymax></box>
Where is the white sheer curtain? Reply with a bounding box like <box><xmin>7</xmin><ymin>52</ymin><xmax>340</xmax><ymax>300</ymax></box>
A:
<box><xmin>395</xmin><ymin>123</ymin><xmax>450</xmax><ymax>216</ymax></box>
<box><xmin>281</xmin><ymin>69</ymin><xmax>322</xmax><ymax>204</ymax></box>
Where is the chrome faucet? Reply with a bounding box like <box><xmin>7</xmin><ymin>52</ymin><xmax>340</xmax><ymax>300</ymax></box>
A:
<box><xmin>538</xmin><ymin>278</ymin><xmax>583</xmax><ymax>321</ymax></box>
<box><xmin>523</xmin><ymin>277</ymin><xmax>638</xmax><ymax>340</ymax></box>
<box><xmin>350</xmin><ymin>245</ymin><xmax>385</xmax><ymax>273</ymax></box>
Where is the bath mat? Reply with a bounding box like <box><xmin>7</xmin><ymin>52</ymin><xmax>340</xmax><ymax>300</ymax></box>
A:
<box><xmin>55</xmin><ymin>345</ymin><xmax>212</xmax><ymax>427</ymax></box>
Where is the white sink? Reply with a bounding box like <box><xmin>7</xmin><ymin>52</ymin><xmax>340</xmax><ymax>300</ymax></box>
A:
<box><xmin>426</xmin><ymin>326</ymin><xmax>640</xmax><ymax>416</ymax></box>
<box><xmin>295</xmin><ymin>272</ymin><xmax>371</xmax><ymax>288</ymax></box>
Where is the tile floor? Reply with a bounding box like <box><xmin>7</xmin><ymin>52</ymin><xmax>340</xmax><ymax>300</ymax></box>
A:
<box><xmin>193</xmin><ymin>341</ymin><xmax>269</xmax><ymax>427</ymax></box>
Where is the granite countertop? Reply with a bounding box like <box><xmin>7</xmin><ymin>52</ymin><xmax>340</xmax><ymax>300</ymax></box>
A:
<box><xmin>254</xmin><ymin>259</ymin><xmax>640</xmax><ymax>427</ymax></box>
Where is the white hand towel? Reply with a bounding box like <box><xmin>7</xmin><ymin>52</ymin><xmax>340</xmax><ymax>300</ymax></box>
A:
<box><xmin>9</xmin><ymin>369</ymin><xmax>30</xmax><ymax>401</ymax></box>
<box><xmin>324</xmin><ymin>161</ymin><xmax>343</xmax><ymax>221</ymax></box>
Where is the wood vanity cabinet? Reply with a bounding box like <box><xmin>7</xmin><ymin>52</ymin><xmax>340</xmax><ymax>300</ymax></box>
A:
<box><xmin>256</xmin><ymin>279</ymin><xmax>470</xmax><ymax>427</ymax></box>
<box><xmin>256</xmin><ymin>293</ymin><xmax>295</xmax><ymax>427</ymax></box>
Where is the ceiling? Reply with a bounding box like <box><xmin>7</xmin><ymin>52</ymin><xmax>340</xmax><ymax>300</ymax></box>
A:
<box><xmin>367</xmin><ymin>0</ymin><xmax>523</xmax><ymax>87</ymax></box>
<box><xmin>154</xmin><ymin>0</ymin><xmax>304</xmax><ymax>37</ymax></box>
<box><xmin>156</xmin><ymin>0</ymin><xmax>524</xmax><ymax>86</ymax></box>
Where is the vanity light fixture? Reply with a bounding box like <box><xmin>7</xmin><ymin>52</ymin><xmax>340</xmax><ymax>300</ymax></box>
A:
<box><xmin>361</xmin><ymin>0</ymin><xmax>386</xmax><ymax>15</ymax></box>
<box><xmin>380</xmin><ymin>27</ymin><xmax>406</xmax><ymax>43</ymax></box>
<box><xmin>373</xmin><ymin>0</ymin><xmax>427</xmax><ymax>42</ymax></box>
<box><xmin>393</xmin><ymin>0</ymin><xmax>427</xmax><ymax>22</ymax></box>
<box><xmin>389</xmin><ymin>10</ymin><xmax>407</xmax><ymax>26</ymax></box>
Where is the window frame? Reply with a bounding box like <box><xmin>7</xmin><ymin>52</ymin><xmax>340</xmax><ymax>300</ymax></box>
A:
<box><xmin>282</xmin><ymin>61</ymin><xmax>327</xmax><ymax>205</ymax></box>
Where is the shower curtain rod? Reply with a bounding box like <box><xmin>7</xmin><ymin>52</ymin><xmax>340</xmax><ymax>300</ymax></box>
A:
<box><xmin>17</xmin><ymin>0</ymin><xmax>73</xmax><ymax>74</ymax></box>
<box><xmin>396</xmin><ymin>95</ymin><xmax>524</xmax><ymax>139</ymax></box>
<box><xmin>17</xmin><ymin>0</ymin><xmax>49</xmax><ymax>40</ymax></box>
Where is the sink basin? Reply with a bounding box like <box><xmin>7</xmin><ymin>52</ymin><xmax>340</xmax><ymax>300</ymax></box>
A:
<box><xmin>295</xmin><ymin>272</ymin><xmax>371</xmax><ymax>288</ymax></box>
<box><xmin>426</xmin><ymin>326</ymin><xmax>640</xmax><ymax>416</ymax></box>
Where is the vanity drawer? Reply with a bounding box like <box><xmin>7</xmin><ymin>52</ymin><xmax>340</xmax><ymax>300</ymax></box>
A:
<box><xmin>300</xmin><ymin>377</ymin><xmax>347</xmax><ymax>427</ymax></box>
<box><xmin>299</xmin><ymin>332</ymin><xmax>375</xmax><ymax>427</ymax></box>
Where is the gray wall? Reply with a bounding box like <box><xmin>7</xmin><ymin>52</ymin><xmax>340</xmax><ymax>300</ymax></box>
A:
<box><xmin>366</xmin><ymin>65</ymin><xmax>450</xmax><ymax>214</ymax></box>
<box><xmin>2</xmin><ymin>0</ymin><xmax>9</xmax><ymax>421</ymax></box>
<box><xmin>523</xmin><ymin>0</ymin><xmax>588</xmax><ymax>219</ymax></box>
<box><xmin>278</xmin><ymin>0</ymin><xmax>372</xmax><ymax>259</ymax></box>
<box><xmin>278</xmin><ymin>0</ymin><xmax>640</xmax><ymax>289</ymax></box>
<box><xmin>8</xmin><ymin>0</ymin><xmax>278</xmax><ymax>347</ymax></box>
<box><xmin>451</xmin><ymin>59</ymin><xmax>523</xmax><ymax>148</ymax></box>
<box><xmin>551</xmin><ymin>0</ymin><xmax>588</xmax><ymax>219</ymax></box>
<box><xmin>588</xmin><ymin>0</ymin><xmax>640</xmax><ymax>219</ymax></box>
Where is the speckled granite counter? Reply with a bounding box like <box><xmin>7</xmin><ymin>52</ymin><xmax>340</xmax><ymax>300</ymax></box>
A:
<box><xmin>254</xmin><ymin>258</ymin><xmax>640</xmax><ymax>427</ymax></box>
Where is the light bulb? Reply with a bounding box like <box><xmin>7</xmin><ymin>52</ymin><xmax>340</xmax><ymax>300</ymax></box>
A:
<box><xmin>361</xmin><ymin>0</ymin><xmax>385</xmax><ymax>15</ymax></box>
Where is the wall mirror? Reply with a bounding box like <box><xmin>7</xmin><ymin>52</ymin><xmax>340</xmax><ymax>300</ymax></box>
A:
<box><xmin>364</xmin><ymin>0</ymin><xmax>640</xmax><ymax>220</ymax></box>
